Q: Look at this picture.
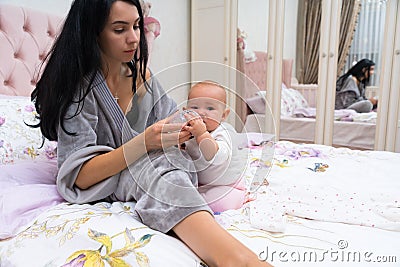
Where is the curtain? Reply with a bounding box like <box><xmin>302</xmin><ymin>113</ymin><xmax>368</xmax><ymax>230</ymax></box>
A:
<box><xmin>337</xmin><ymin>0</ymin><xmax>362</xmax><ymax>76</ymax></box>
<box><xmin>343</xmin><ymin>0</ymin><xmax>387</xmax><ymax>86</ymax></box>
<box><xmin>296</xmin><ymin>0</ymin><xmax>360</xmax><ymax>84</ymax></box>
<box><xmin>296</xmin><ymin>0</ymin><xmax>321</xmax><ymax>84</ymax></box>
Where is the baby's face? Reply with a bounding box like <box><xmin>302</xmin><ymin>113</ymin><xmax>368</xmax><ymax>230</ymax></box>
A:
<box><xmin>186</xmin><ymin>84</ymin><xmax>228</xmax><ymax>132</ymax></box>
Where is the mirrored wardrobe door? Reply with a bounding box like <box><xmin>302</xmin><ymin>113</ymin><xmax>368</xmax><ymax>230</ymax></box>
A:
<box><xmin>279</xmin><ymin>0</ymin><xmax>321</xmax><ymax>144</ymax></box>
<box><xmin>375</xmin><ymin>0</ymin><xmax>399</xmax><ymax>152</ymax></box>
<box><xmin>333</xmin><ymin>0</ymin><xmax>386</xmax><ymax>150</ymax></box>
<box><xmin>191</xmin><ymin>0</ymin><xmax>238</xmax><ymax>127</ymax></box>
<box><xmin>236</xmin><ymin>0</ymin><xmax>270</xmax><ymax>133</ymax></box>
<box><xmin>387</xmin><ymin>0</ymin><xmax>400</xmax><ymax>152</ymax></box>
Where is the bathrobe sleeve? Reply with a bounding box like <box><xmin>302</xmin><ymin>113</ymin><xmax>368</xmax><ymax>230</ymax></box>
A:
<box><xmin>335</xmin><ymin>76</ymin><xmax>365</xmax><ymax>109</ymax></box>
<box><xmin>56</xmin><ymin>72</ymin><xmax>177</xmax><ymax>203</ymax></box>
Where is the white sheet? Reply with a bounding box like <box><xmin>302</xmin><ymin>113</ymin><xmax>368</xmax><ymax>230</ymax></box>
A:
<box><xmin>248</xmin><ymin>142</ymin><xmax>400</xmax><ymax>231</ymax></box>
<box><xmin>244</xmin><ymin>114</ymin><xmax>376</xmax><ymax>150</ymax></box>
<box><xmin>1</xmin><ymin>139</ymin><xmax>399</xmax><ymax>267</ymax></box>
<box><xmin>0</xmin><ymin>202</ymin><xmax>203</xmax><ymax>266</ymax></box>
<box><xmin>219</xmin><ymin>141</ymin><xmax>400</xmax><ymax>266</ymax></box>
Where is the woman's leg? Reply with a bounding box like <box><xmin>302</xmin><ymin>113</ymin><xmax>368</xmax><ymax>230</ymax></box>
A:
<box><xmin>347</xmin><ymin>100</ymin><xmax>373</xmax><ymax>113</ymax></box>
<box><xmin>173</xmin><ymin>211</ymin><xmax>273</xmax><ymax>267</ymax></box>
<box><xmin>119</xmin><ymin>148</ymin><xmax>213</xmax><ymax>232</ymax></box>
<box><xmin>122</xmin><ymin>149</ymin><xmax>270</xmax><ymax>266</ymax></box>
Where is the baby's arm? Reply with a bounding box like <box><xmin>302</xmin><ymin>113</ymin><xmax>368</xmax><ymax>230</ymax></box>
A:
<box><xmin>186</xmin><ymin>118</ymin><xmax>218</xmax><ymax>161</ymax></box>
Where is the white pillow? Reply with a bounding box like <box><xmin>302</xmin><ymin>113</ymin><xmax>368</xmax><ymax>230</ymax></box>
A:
<box><xmin>280</xmin><ymin>88</ymin><xmax>309</xmax><ymax>116</ymax></box>
<box><xmin>0</xmin><ymin>96</ymin><xmax>57</xmax><ymax>164</ymax></box>
<box><xmin>255</xmin><ymin>88</ymin><xmax>309</xmax><ymax>116</ymax></box>
<box><xmin>255</xmin><ymin>90</ymin><xmax>266</xmax><ymax>99</ymax></box>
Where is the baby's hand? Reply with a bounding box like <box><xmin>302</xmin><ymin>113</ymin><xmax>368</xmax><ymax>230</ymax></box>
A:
<box><xmin>186</xmin><ymin>117</ymin><xmax>207</xmax><ymax>138</ymax></box>
<box><xmin>144</xmin><ymin>116</ymin><xmax>191</xmax><ymax>151</ymax></box>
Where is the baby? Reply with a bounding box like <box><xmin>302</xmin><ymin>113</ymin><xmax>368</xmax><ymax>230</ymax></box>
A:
<box><xmin>183</xmin><ymin>81</ymin><xmax>245</xmax><ymax>213</ymax></box>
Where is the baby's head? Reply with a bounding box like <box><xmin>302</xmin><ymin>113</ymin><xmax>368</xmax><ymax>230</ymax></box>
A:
<box><xmin>186</xmin><ymin>80</ymin><xmax>230</xmax><ymax>132</ymax></box>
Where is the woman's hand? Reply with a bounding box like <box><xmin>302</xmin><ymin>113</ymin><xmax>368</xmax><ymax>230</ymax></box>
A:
<box><xmin>369</xmin><ymin>97</ymin><xmax>378</xmax><ymax>107</ymax></box>
<box><xmin>144</xmin><ymin>116</ymin><xmax>192</xmax><ymax>151</ymax></box>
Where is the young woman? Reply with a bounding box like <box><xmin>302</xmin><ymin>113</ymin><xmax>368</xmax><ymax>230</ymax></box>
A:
<box><xmin>31</xmin><ymin>1</ymin><xmax>272</xmax><ymax>266</ymax></box>
<box><xmin>335</xmin><ymin>58</ymin><xmax>377</xmax><ymax>113</ymax></box>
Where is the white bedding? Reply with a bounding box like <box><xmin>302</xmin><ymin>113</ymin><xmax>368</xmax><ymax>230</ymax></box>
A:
<box><xmin>292</xmin><ymin>107</ymin><xmax>377</xmax><ymax>124</ymax></box>
<box><xmin>245</xmin><ymin>87</ymin><xmax>377</xmax><ymax>150</ymax></box>
<box><xmin>220</xmin><ymin>141</ymin><xmax>400</xmax><ymax>266</ymax></box>
<box><xmin>1</xmin><ymin>139</ymin><xmax>400</xmax><ymax>266</ymax></box>
<box><xmin>245</xmin><ymin>114</ymin><xmax>376</xmax><ymax>150</ymax></box>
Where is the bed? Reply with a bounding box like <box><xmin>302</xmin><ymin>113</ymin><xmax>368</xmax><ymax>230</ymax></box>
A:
<box><xmin>1</xmin><ymin>5</ymin><xmax>400</xmax><ymax>267</ymax></box>
<box><xmin>236</xmin><ymin>47</ymin><xmax>378</xmax><ymax>150</ymax></box>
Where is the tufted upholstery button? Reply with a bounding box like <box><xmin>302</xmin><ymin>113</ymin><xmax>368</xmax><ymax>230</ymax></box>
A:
<box><xmin>0</xmin><ymin>5</ymin><xmax>63</xmax><ymax>96</ymax></box>
<box><xmin>39</xmin><ymin>54</ymin><xmax>45</xmax><ymax>60</ymax></box>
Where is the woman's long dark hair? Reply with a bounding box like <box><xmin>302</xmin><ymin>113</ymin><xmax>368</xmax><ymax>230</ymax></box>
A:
<box><xmin>337</xmin><ymin>58</ymin><xmax>375</xmax><ymax>89</ymax></box>
<box><xmin>31</xmin><ymin>0</ymin><xmax>149</xmax><ymax>141</ymax></box>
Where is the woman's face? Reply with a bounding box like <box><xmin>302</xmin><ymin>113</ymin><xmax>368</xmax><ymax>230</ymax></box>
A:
<box><xmin>98</xmin><ymin>1</ymin><xmax>140</xmax><ymax>65</ymax></box>
<box><xmin>368</xmin><ymin>65</ymin><xmax>375</xmax><ymax>77</ymax></box>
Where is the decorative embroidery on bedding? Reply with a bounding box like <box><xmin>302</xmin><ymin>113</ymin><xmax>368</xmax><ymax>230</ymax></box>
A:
<box><xmin>0</xmin><ymin>97</ymin><xmax>57</xmax><ymax>164</ymax></box>
<box><xmin>62</xmin><ymin>228</ymin><xmax>153</xmax><ymax>267</ymax></box>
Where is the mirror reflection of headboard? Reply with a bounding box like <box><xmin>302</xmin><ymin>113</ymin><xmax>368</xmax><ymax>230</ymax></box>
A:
<box><xmin>235</xmin><ymin>47</ymin><xmax>293</xmax><ymax>124</ymax></box>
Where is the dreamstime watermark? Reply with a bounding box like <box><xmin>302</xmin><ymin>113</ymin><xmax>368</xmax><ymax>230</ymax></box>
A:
<box><xmin>258</xmin><ymin>240</ymin><xmax>398</xmax><ymax>264</ymax></box>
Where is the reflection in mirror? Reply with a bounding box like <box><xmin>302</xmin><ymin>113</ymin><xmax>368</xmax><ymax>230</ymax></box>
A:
<box><xmin>279</xmin><ymin>0</ymin><xmax>320</xmax><ymax>145</ymax></box>
<box><xmin>333</xmin><ymin>0</ymin><xmax>386</xmax><ymax>150</ymax></box>
<box><xmin>236</xmin><ymin>0</ymin><xmax>321</xmax><ymax>142</ymax></box>
<box><xmin>235</xmin><ymin>0</ymin><xmax>270</xmax><ymax>134</ymax></box>
<box><xmin>236</xmin><ymin>0</ymin><xmax>386</xmax><ymax>150</ymax></box>
<box><xmin>340</xmin><ymin>0</ymin><xmax>386</xmax><ymax>87</ymax></box>
<box><xmin>280</xmin><ymin>0</ymin><xmax>385</xmax><ymax>150</ymax></box>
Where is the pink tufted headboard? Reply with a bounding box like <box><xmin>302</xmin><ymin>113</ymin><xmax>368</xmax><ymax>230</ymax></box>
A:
<box><xmin>243</xmin><ymin>51</ymin><xmax>267</xmax><ymax>98</ymax></box>
<box><xmin>236</xmin><ymin>48</ymin><xmax>294</xmax><ymax>125</ymax></box>
<box><xmin>244</xmin><ymin>52</ymin><xmax>293</xmax><ymax>96</ymax></box>
<box><xmin>0</xmin><ymin>5</ymin><xmax>63</xmax><ymax>96</ymax></box>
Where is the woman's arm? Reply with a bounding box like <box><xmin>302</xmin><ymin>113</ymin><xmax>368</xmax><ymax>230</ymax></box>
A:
<box><xmin>74</xmin><ymin>133</ymin><xmax>145</xmax><ymax>189</ymax></box>
<box><xmin>340</xmin><ymin>91</ymin><xmax>359</xmax><ymax>109</ymax></box>
<box><xmin>69</xmin><ymin>68</ymin><xmax>190</xmax><ymax>189</ymax></box>
<box><xmin>75</xmin><ymin>118</ymin><xmax>191</xmax><ymax>189</ymax></box>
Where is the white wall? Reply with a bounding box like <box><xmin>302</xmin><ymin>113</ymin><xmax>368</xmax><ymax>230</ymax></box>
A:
<box><xmin>283</xmin><ymin>0</ymin><xmax>298</xmax><ymax>77</ymax></box>
<box><xmin>0</xmin><ymin>0</ymin><xmax>191</xmax><ymax>105</ymax></box>
<box><xmin>238</xmin><ymin>0</ymin><xmax>268</xmax><ymax>52</ymax></box>
<box><xmin>148</xmin><ymin>0</ymin><xmax>191</xmax><ymax>106</ymax></box>
<box><xmin>238</xmin><ymin>0</ymin><xmax>298</xmax><ymax>77</ymax></box>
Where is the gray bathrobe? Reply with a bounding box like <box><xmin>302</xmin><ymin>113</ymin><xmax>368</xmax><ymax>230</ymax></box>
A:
<box><xmin>335</xmin><ymin>75</ymin><xmax>372</xmax><ymax>113</ymax></box>
<box><xmin>56</xmin><ymin>71</ymin><xmax>211</xmax><ymax>233</ymax></box>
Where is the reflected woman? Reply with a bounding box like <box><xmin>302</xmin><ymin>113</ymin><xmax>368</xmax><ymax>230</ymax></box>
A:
<box><xmin>335</xmin><ymin>58</ymin><xmax>377</xmax><ymax>113</ymax></box>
